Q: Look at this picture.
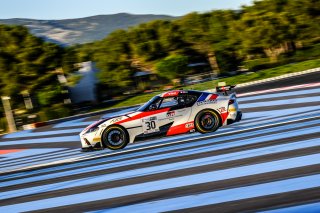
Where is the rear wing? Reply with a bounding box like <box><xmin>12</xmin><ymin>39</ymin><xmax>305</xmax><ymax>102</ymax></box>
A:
<box><xmin>216</xmin><ymin>85</ymin><xmax>236</xmax><ymax>96</ymax></box>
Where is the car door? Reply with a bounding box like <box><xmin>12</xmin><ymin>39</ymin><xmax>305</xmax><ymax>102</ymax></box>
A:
<box><xmin>140</xmin><ymin>97</ymin><xmax>170</xmax><ymax>136</ymax></box>
<box><xmin>169</xmin><ymin>94</ymin><xmax>192</xmax><ymax>126</ymax></box>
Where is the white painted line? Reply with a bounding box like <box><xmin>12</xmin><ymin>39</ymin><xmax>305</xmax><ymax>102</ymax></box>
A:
<box><xmin>238</xmin><ymin>82</ymin><xmax>320</xmax><ymax>97</ymax></box>
<box><xmin>1</xmin><ymin>154</ymin><xmax>320</xmax><ymax>212</ymax></box>
<box><xmin>236</xmin><ymin>68</ymin><xmax>320</xmax><ymax>88</ymax></box>
<box><xmin>1</xmin><ymin>138</ymin><xmax>319</xmax><ymax>200</ymax></box>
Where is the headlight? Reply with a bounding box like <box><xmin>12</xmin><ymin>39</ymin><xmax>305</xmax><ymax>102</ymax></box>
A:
<box><xmin>86</xmin><ymin>126</ymin><xmax>99</xmax><ymax>134</ymax></box>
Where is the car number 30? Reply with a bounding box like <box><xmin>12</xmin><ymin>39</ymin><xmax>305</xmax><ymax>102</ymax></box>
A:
<box><xmin>142</xmin><ymin>118</ymin><xmax>159</xmax><ymax>134</ymax></box>
<box><xmin>146</xmin><ymin>121</ymin><xmax>156</xmax><ymax>130</ymax></box>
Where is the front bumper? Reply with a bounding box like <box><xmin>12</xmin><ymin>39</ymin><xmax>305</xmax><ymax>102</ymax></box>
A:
<box><xmin>81</xmin><ymin>141</ymin><xmax>104</xmax><ymax>152</ymax></box>
<box><xmin>227</xmin><ymin>111</ymin><xmax>242</xmax><ymax>125</ymax></box>
<box><xmin>235</xmin><ymin>111</ymin><xmax>242</xmax><ymax>122</ymax></box>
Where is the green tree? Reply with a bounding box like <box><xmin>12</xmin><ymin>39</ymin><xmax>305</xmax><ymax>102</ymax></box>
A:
<box><xmin>156</xmin><ymin>55</ymin><xmax>188</xmax><ymax>80</ymax></box>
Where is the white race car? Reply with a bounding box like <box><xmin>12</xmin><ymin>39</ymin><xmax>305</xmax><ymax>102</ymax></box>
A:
<box><xmin>80</xmin><ymin>86</ymin><xmax>242</xmax><ymax>151</ymax></box>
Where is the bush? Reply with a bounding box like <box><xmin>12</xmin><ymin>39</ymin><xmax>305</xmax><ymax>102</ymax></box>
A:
<box><xmin>0</xmin><ymin>117</ymin><xmax>8</xmax><ymax>133</ymax></box>
<box><xmin>38</xmin><ymin>104</ymin><xmax>72</xmax><ymax>121</ymax></box>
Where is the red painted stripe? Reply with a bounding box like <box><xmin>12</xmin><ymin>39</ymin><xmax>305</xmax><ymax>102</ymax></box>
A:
<box><xmin>208</xmin><ymin>94</ymin><xmax>218</xmax><ymax>100</ymax></box>
<box><xmin>220</xmin><ymin>112</ymin><xmax>229</xmax><ymax>124</ymax></box>
<box><xmin>0</xmin><ymin>149</ymin><xmax>26</xmax><ymax>155</ymax></box>
<box><xmin>162</xmin><ymin>90</ymin><xmax>181</xmax><ymax>98</ymax></box>
<box><xmin>166</xmin><ymin>122</ymin><xmax>194</xmax><ymax>136</ymax></box>
<box><xmin>116</xmin><ymin>108</ymin><xmax>170</xmax><ymax>124</ymax></box>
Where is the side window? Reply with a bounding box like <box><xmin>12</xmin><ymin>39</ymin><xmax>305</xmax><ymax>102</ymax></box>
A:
<box><xmin>159</xmin><ymin>97</ymin><xmax>178</xmax><ymax>109</ymax></box>
<box><xmin>185</xmin><ymin>95</ymin><xmax>198</xmax><ymax>107</ymax></box>
<box><xmin>147</xmin><ymin>98</ymin><xmax>162</xmax><ymax>111</ymax></box>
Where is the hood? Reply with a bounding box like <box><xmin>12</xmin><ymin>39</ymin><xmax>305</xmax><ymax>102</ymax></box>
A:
<box><xmin>100</xmin><ymin>106</ymin><xmax>139</xmax><ymax>119</ymax></box>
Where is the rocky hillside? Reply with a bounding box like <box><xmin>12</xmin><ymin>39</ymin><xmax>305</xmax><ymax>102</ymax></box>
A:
<box><xmin>0</xmin><ymin>13</ymin><xmax>175</xmax><ymax>45</ymax></box>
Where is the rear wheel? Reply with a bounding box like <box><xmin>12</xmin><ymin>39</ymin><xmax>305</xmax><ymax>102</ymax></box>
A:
<box><xmin>195</xmin><ymin>109</ymin><xmax>220</xmax><ymax>133</ymax></box>
<box><xmin>102</xmin><ymin>126</ymin><xmax>129</xmax><ymax>150</ymax></box>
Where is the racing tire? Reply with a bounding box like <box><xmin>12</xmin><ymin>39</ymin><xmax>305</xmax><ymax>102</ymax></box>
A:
<box><xmin>101</xmin><ymin>125</ymin><xmax>129</xmax><ymax>150</ymax></box>
<box><xmin>195</xmin><ymin>109</ymin><xmax>221</xmax><ymax>134</ymax></box>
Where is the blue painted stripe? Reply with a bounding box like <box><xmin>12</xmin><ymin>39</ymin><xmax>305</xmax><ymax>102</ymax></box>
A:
<box><xmin>239</xmin><ymin>87</ymin><xmax>320</xmax><ymax>102</ymax></box>
<box><xmin>1</xmin><ymin>154</ymin><xmax>320</xmax><ymax>212</ymax></box>
<box><xmin>2</xmin><ymin>120</ymin><xmax>319</xmax><ymax>181</ymax></box>
<box><xmin>3</xmin><ymin>128</ymin><xmax>84</xmax><ymax>139</ymax></box>
<box><xmin>0</xmin><ymin>135</ymin><xmax>79</xmax><ymax>146</ymax></box>
<box><xmin>101</xmin><ymin>174</ymin><xmax>320</xmax><ymax>213</ymax></box>
<box><xmin>241</xmin><ymin>96</ymin><xmax>319</xmax><ymax>109</ymax></box>
<box><xmin>260</xmin><ymin>202</ymin><xmax>320</xmax><ymax>213</ymax></box>
<box><xmin>197</xmin><ymin>93</ymin><xmax>209</xmax><ymax>102</ymax></box>
<box><xmin>1</xmin><ymin>138</ymin><xmax>319</xmax><ymax>200</ymax></box>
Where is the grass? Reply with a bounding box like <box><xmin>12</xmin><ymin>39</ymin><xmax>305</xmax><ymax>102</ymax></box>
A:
<box><xmin>184</xmin><ymin>58</ymin><xmax>320</xmax><ymax>91</ymax></box>
<box><xmin>99</xmin><ymin>58</ymin><xmax>320</xmax><ymax>109</ymax></box>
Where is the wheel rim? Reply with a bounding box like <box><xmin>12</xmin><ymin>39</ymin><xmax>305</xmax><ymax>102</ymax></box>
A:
<box><xmin>200</xmin><ymin>113</ymin><xmax>215</xmax><ymax>130</ymax></box>
<box><xmin>107</xmin><ymin>130</ymin><xmax>123</xmax><ymax>146</ymax></box>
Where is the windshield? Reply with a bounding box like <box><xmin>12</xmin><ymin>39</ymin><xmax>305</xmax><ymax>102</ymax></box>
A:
<box><xmin>137</xmin><ymin>95</ymin><xmax>161</xmax><ymax>112</ymax></box>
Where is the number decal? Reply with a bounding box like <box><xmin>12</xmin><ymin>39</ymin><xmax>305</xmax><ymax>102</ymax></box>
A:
<box><xmin>145</xmin><ymin>121</ymin><xmax>156</xmax><ymax>130</ymax></box>
<box><xmin>142</xmin><ymin>117</ymin><xmax>159</xmax><ymax>134</ymax></box>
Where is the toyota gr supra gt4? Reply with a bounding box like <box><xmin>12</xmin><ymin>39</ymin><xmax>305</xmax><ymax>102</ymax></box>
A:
<box><xmin>80</xmin><ymin>86</ymin><xmax>242</xmax><ymax>151</ymax></box>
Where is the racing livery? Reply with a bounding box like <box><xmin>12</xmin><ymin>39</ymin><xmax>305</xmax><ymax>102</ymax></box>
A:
<box><xmin>80</xmin><ymin>86</ymin><xmax>242</xmax><ymax>151</ymax></box>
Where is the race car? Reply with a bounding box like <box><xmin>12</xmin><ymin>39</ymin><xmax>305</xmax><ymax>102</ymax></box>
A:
<box><xmin>80</xmin><ymin>86</ymin><xmax>242</xmax><ymax>151</ymax></box>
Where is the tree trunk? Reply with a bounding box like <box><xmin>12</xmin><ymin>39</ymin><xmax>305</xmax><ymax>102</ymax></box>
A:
<box><xmin>207</xmin><ymin>52</ymin><xmax>220</xmax><ymax>76</ymax></box>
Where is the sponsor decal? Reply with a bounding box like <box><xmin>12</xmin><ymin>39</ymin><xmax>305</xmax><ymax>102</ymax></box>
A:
<box><xmin>197</xmin><ymin>99</ymin><xmax>217</xmax><ymax>106</ymax></box>
<box><xmin>218</xmin><ymin>107</ymin><xmax>227</xmax><ymax>113</ymax></box>
<box><xmin>149</xmin><ymin>116</ymin><xmax>157</xmax><ymax>121</ymax></box>
<box><xmin>185</xmin><ymin>122</ymin><xmax>194</xmax><ymax>128</ymax></box>
<box><xmin>162</xmin><ymin>90</ymin><xmax>186</xmax><ymax>97</ymax></box>
<box><xmin>228</xmin><ymin>107</ymin><xmax>237</xmax><ymax>112</ymax></box>
<box><xmin>167</xmin><ymin>111</ymin><xmax>175</xmax><ymax>117</ymax></box>
<box><xmin>110</xmin><ymin>117</ymin><xmax>122</xmax><ymax>123</ymax></box>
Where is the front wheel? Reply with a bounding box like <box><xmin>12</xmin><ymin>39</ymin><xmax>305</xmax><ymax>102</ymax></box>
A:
<box><xmin>102</xmin><ymin>126</ymin><xmax>129</xmax><ymax>150</ymax></box>
<box><xmin>195</xmin><ymin>109</ymin><xmax>221</xmax><ymax>134</ymax></box>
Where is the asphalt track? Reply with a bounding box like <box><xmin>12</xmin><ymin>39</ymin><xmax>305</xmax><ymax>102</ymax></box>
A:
<box><xmin>0</xmin><ymin>72</ymin><xmax>319</xmax><ymax>212</ymax></box>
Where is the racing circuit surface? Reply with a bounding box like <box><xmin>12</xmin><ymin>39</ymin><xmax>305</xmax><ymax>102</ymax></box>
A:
<box><xmin>0</xmin><ymin>73</ymin><xmax>320</xmax><ymax>212</ymax></box>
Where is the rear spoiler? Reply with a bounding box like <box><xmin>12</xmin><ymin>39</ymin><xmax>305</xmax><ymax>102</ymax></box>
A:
<box><xmin>216</xmin><ymin>85</ymin><xmax>236</xmax><ymax>95</ymax></box>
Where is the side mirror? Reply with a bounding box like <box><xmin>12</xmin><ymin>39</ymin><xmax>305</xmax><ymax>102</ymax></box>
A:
<box><xmin>149</xmin><ymin>104</ymin><xmax>157</xmax><ymax>111</ymax></box>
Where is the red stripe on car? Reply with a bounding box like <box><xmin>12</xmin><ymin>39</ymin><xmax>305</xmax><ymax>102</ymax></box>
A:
<box><xmin>116</xmin><ymin>108</ymin><xmax>170</xmax><ymax>124</ymax></box>
<box><xmin>166</xmin><ymin>122</ymin><xmax>194</xmax><ymax>136</ymax></box>
<box><xmin>162</xmin><ymin>90</ymin><xmax>181</xmax><ymax>97</ymax></box>
<box><xmin>208</xmin><ymin>94</ymin><xmax>218</xmax><ymax>100</ymax></box>
<box><xmin>220</xmin><ymin>112</ymin><xmax>229</xmax><ymax>124</ymax></box>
